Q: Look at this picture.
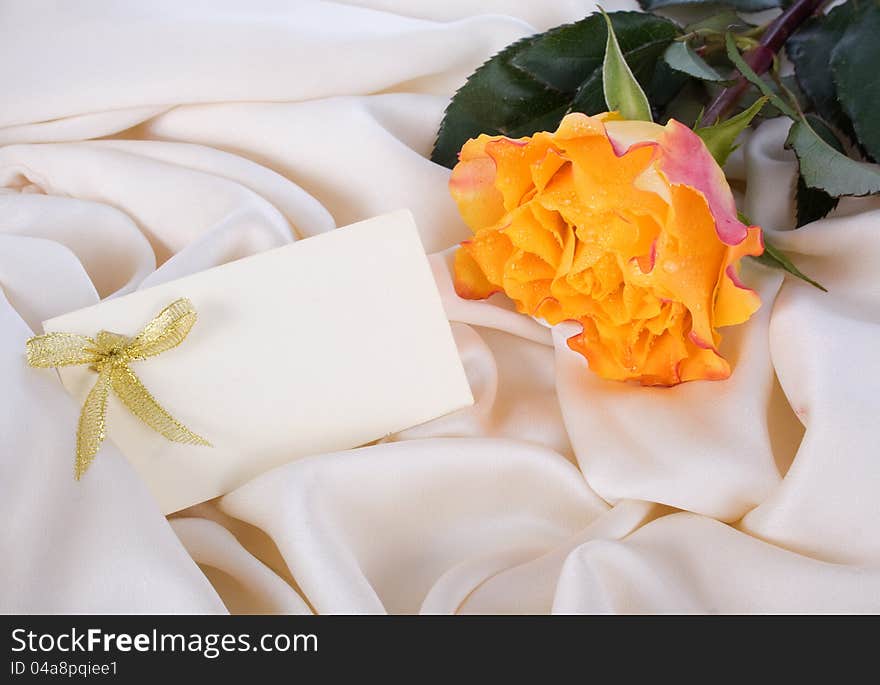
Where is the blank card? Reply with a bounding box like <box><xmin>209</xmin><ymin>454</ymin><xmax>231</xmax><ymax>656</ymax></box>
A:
<box><xmin>42</xmin><ymin>210</ymin><xmax>473</xmax><ymax>513</ymax></box>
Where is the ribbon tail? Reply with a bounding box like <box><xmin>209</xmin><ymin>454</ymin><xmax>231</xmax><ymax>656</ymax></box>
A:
<box><xmin>76</xmin><ymin>369</ymin><xmax>112</xmax><ymax>480</ymax></box>
<box><xmin>110</xmin><ymin>364</ymin><xmax>211</xmax><ymax>447</ymax></box>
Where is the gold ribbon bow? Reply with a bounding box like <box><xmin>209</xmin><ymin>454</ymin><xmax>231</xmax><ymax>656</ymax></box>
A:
<box><xmin>26</xmin><ymin>298</ymin><xmax>211</xmax><ymax>479</ymax></box>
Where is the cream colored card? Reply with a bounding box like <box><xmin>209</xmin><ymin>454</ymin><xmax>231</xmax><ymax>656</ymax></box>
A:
<box><xmin>43</xmin><ymin>210</ymin><xmax>473</xmax><ymax>514</ymax></box>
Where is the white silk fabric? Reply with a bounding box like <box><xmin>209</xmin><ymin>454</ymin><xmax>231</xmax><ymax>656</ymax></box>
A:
<box><xmin>2</xmin><ymin>1</ymin><xmax>879</xmax><ymax>614</ymax></box>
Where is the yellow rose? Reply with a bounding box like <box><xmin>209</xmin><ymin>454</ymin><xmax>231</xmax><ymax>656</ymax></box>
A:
<box><xmin>449</xmin><ymin>112</ymin><xmax>764</xmax><ymax>386</ymax></box>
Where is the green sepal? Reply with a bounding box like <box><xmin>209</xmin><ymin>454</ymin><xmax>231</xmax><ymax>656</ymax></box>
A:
<box><xmin>601</xmin><ymin>8</ymin><xmax>653</xmax><ymax>121</ymax></box>
<box><xmin>695</xmin><ymin>96</ymin><xmax>768</xmax><ymax>166</ymax></box>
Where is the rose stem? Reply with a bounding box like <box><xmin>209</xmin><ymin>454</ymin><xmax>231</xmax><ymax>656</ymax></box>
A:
<box><xmin>701</xmin><ymin>0</ymin><xmax>826</xmax><ymax>126</ymax></box>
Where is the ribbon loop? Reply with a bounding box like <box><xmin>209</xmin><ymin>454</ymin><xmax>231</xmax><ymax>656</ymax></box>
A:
<box><xmin>25</xmin><ymin>332</ymin><xmax>96</xmax><ymax>368</ymax></box>
<box><xmin>129</xmin><ymin>298</ymin><xmax>198</xmax><ymax>360</ymax></box>
<box><xmin>26</xmin><ymin>298</ymin><xmax>211</xmax><ymax>479</ymax></box>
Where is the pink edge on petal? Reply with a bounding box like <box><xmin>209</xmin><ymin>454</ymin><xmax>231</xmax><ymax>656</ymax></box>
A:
<box><xmin>457</xmin><ymin>285</ymin><xmax>503</xmax><ymax>301</ymax></box>
<box><xmin>534</xmin><ymin>295</ymin><xmax>561</xmax><ymax>313</ymax></box>
<box><xmin>485</xmin><ymin>139</ymin><xmax>528</xmax><ymax>161</ymax></box>
<box><xmin>688</xmin><ymin>330</ymin><xmax>718</xmax><ymax>353</ymax></box>
<box><xmin>725</xmin><ymin>264</ymin><xmax>758</xmax><ymax>294</ymax></box>
<box><xmin>449</xmin><ymin>156</ymin><xmax>497</xmax><ymax>193</ymax></box>
<box><xmin>633</xmin><ymin>240</ymin><xmax>657</xmax><ymax>274</ymax></box>
<box><xmin>657</xmin><ymin>119</ymin><xmax>749</xmax><ymax>246</ymax></box>
<box><xmin>609</xmin><ymin>137</ymin><xmax>658</xmax><ymax>159</ymax></box>
<box><xmin>603</xmin><ymin>119</ymin><xmax>666</xmax><ymax>158</ymax></box>
<box><xmin>672</xmin><ymin>360</ymin><xmax>684</xmax><ymax>384</ymax></box>
<box><xmin>565</xmin><ymin>319</ymin><xmax>588</xmax><ymax>345</ymax></box>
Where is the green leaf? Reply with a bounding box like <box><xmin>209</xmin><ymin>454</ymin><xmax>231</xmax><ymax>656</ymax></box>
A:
<box><xmin>787</xmin><ymin>0</ymin><xmax>864</xmax><ymax>144</ymax></box>
<box><xmin>752</xmin><ymin>240</ymin><xmax>827</xmax><ymax>292</ymax></box>
<box><xmin>725</xmin><ymin>32</ymin><xmax>799</xmax><ymax>120</ymax></box>
<box><xmin>638</xmin><ymin>0</ymin><xmax>781</xmax><ymax>11</ymax></box>
<box><xmin>647</xmin><ymin>58</ymin><xmax>691</xmax><ymax>110</ymax></box>
<box><xmin>830</xmin><ymin>3</ymin><xmax>880</xmax><ymax>161</ymax></box>
<box><xmin>780</xmin><ymin>75</ymin><xmax>810</xmax><ymax>114</ymax></box>
<box><xmin>432</xmin><ymin>11</ymin><xmax>682</xmax><ymax>168</ymax></box>
<box><xmin>663</xmin><ymin>41</ymin><xmax>728</xmax><ymax>82</ymax></box>
<box><xmin>694</xmin><ymin>96</ymin><xmax>767</xmax><ymax>166</ymax></box>
<box><xmin>511</xmin><ymin>12</ymin><xmax>680</xmax><ymax>95</ymax></box>
<box><xmin>795</xmin><ymin>175</ymin><xmax>839</xmax><ymax>228</ymax></box>
<box><xmin>601</xmin><ymin>9</ymin><xmax>653</xmax><ymax>121</ymax></box>
<box><xmin>568</xmin><ymin>14</ymin><xmax>682</xmax><ymax>116</ymax></box>
<box><xmin>661</xmin><ymin>79</ymin><xmax>708</xmax><ymax>128</ymax></box>
<box><xmin>431</xmin><ymin>35</ymin><xmax>570</xmax><ymax>168</ymax></box>
<box><xmin>685</xmin><ymin>11</ymin><xmax>752</xmax><ymax>35</ymax></box>
<box><xmin>786</xmin><ymin>119</ymin><xmax>880</xmax><ymax>197</ymax></box>
<box><xmin>794</xmin><ymin>115</ymin><xmax>841</xmax><ymax>227</ymax></box>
